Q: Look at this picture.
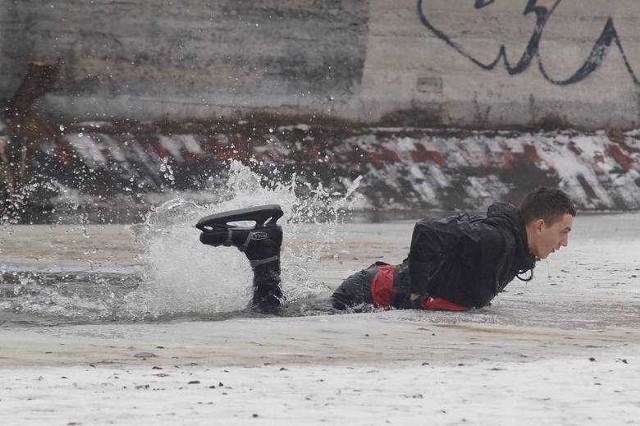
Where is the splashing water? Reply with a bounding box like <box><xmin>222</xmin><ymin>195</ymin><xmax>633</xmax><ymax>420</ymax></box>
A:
<box><xmin>0</xmin><ymin>161</ymin><xmax>363</xmax><ymax>324</ymax></box>
<box><xmin>126</xmin><ymin>161</ymin><xmax>363</xmax><ymax>319</ymax></box>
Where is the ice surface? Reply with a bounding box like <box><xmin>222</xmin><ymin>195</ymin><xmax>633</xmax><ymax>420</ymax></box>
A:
<box><xmin>1</xmin><ymin>211</ymin><xmax>639</xmax><ymax>423</ymax></box>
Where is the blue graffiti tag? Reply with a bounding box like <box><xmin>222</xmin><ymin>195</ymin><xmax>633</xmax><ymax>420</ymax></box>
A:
<box><xmin>417</xmin><ymin>0</ymin><xmax>640</xmax><ymax>86</ymax></box>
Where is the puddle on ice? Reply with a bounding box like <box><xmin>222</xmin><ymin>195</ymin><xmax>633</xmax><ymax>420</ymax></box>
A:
<box><xmin>0</xmin><ymin>270</ymin><xmax>141</xmax><ymax>325</ymax></box>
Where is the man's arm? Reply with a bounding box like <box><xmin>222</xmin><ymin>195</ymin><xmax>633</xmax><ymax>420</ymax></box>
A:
<box><xmin>407</xmin><ymin>218</ymin><xmax>454</xmax><ymax>297</ymax></box>
<box><xmin>408</xmin><ymin>219</ymin><xmax>507</xmax><ymax>308</ymax></box>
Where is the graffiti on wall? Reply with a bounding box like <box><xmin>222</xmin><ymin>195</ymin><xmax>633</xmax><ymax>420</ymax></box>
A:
<box><xmin>417</xmin><ymin>0</ymin><xmax>640</xmax><ymax>86</ymax></box>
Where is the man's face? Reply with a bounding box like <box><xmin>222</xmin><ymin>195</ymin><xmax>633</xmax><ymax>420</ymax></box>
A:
<box><xmin>528</xmin><ymin>213</ymin><xmax>574</xmax><ymax>259</ymax></box>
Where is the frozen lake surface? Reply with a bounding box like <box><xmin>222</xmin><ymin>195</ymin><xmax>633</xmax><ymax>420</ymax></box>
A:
<box><xmin>0</xmin><ymin>213</ymin><xmax>638</xmax><ymax>424</ymax></box>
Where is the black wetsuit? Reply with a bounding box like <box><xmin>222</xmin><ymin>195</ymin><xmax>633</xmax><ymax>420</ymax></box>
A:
<box><xmin>331</xmin><ymin>203</ymin><xmax>537</xmax><ymax>310</ymax></box>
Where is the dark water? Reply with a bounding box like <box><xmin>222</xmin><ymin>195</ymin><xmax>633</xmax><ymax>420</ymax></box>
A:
<box><xmin>0</xmin><ymin>270</ymin><xmax>142</xmax><ymax>325</ymax></box>
<box><xmin>0</xmin><ymin>268</ymin><xmax>345</xmax><ymax>326</ymax></box>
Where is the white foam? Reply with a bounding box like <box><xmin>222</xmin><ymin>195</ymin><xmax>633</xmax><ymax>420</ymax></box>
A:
<box><xmin>125</xmin><ymin>161</ymin><xmax>363</xmax><ymax>318</ymax></box>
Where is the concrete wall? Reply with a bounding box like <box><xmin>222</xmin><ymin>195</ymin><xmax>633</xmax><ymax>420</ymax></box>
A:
<box><xmin>363</xmin><ymin>0</ymin><xmax>640</xmax><ymax>129</ymax></box>
<box><xmin>1</xmin><ymin>0</ymin><xmax>639</xmax><ymax>129</ymax></box>
<box><xmin>0</xmin><ymin>0</ymin><xmax>368</xmax><ymax>121</ymax></box>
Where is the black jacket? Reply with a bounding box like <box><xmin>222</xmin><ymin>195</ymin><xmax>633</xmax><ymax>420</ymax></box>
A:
<box><xmin>402</xmin><ymin>203</ymin><xmax>537</xmax><ymax>309</ymax></box>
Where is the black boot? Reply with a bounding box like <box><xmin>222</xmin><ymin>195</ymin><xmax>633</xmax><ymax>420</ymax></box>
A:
<box><xmin>196</xmin><ymin>204</ymin><xmax>284</xmax><ymax>314</ymax></box>
<box><xmin>251</xmin><ymin>260</ymin><xmax>283</xmax><ymax>314</ymax></box>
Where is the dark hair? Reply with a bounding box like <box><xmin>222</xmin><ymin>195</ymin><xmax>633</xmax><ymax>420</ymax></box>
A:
<box><xmin>520</xmin><ymin>187</ymin><xmax>576</xmax><ymax>225</ymax></box>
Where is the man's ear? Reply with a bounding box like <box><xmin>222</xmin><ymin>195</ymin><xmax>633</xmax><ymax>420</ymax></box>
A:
<box><xmin>533</xmin><ymin>218</ymin><xmax>545</xmax><ymax>233</ymax></box>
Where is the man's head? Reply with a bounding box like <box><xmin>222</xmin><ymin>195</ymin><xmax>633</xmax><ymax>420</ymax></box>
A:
<box><xmin>520</xmin><ymin>187</ymin><xmax>576</xmax><ymax>259</ymax></box>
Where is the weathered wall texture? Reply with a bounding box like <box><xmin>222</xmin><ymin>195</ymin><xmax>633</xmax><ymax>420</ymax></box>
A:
<box><xmin>0</xmin><ymin>0</ymin><xmax>368</xmax><ymax>121</ymax></box>
<box><xmin>364</xmin><ymin>0</ymin><xmax>640</xmax><ymax>130</ymax></box>
<box><xmin>1</xmin><ymin>0</ymin><xmax>639</xmax><ymax>129</ymax></box>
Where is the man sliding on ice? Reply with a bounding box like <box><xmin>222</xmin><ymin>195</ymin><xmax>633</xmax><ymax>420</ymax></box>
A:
<box><xmin>196</xmin><ymin>186</ymin><xmax>576</xmax><ymax>314</ymax></box>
